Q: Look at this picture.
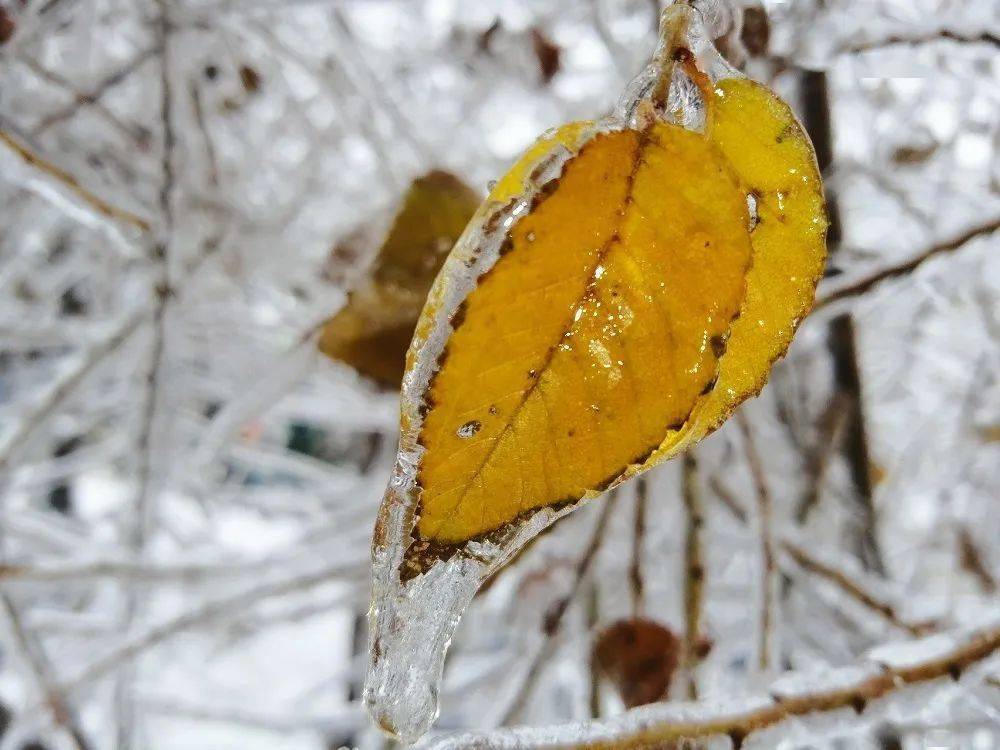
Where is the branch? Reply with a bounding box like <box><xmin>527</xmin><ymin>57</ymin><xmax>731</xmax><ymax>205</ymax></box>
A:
<box><xmin>824</xmin><ymin>314</ymin><xmax>886</xmax><ymax>575</ymax></box>
<box><xmin>0</xmin><ymin>312</ymin><xmax>147</xmax><ymax>473</ymax></box>
<box><xmin>956</xmin><ymin>526</ymin><xmax>998</xmax><ymax>596</ymax></box>
<box><xmin>814</xmin><ymin>219</ymin><xmax>1000</xmax><ymax>311</ymax></box>
<box><xmin>0</xmin><ymin>555</ymin><xmax>347</xmax><ymax>585</ymax></box>
<box><xmin>781</xmin><ymin>541</ymin><xmax>938</xmax><ymax>638</ymax></box>
<box><xmin>426</xmin><ymin>621</ymin><xmax>1000</xmax><ymax>749</ymax></box>
<box><xmin>139</xmin><ymin>696</ymin><xmax>364</xmax><ymax>735</ymax></box>
<box><xmin>843</xmin><ymin>29</ymin><xmax>1000</xmax><ymax>54</ymax></box>
<box><xmin>794</xmin><ymin>390</ymin><xmax>849</xmax><ymax>524</ymax></box>
<box><xmin>711</xmin><ymin>477</ymin><xmax>934</xmax><ymax>639</ymax></box>
<box><xmin>0</xmin><ymin>594</ymin><xmax>94</xmax><ymax>750</ymax></box>
<box><xmin>500</xmin><ymin>495</ymin><xmax>618</xmax><ymax>726</ymax></box>
<box><xmin>33</xmin><ymin>559</ymin><xmax>366</xmax><ymax>709</ymax></box>
<box><xmin>736</xmin><ymin>413</ymin><xmax>778</xmax><ymax>673</ymax></box>
<box><xmin>629</xmin><ymin>478</ymin><xmax>647</xmax><ymax>617</ymax></box>
<box><xmin>30</xmin><ymin>46</ymin><xmax>160</xmax><ymax>138</ymax></box>
<box><xmin>680</xmin><ymin>451</ymin><xmax>704</xmax><ymax>699</ymax></box>
<box><xmin>0</xmin><ymin>127</ymin><xmax>152</xmax><ymax>232</ymax></box>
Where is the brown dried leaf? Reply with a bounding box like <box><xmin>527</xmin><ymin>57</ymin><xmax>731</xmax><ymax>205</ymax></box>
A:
<box><xmin>319</xmin><ymin>171</ymin><xmax>480</xmax><ymax>389</ymax></box>
<box><xmin>592</xmin><ymin>618</ymin><xmax>681</xmax><ymax>708</ymax></box>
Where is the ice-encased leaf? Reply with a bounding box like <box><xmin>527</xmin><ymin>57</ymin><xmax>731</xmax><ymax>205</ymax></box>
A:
<box><xmin>364</xmin><ymin>5</ymin><xmax>827</xmax><ymax>741</ymax></box>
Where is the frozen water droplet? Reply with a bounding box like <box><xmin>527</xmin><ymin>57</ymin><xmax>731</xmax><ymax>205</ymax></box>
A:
<box><xmin>526</xmin><ymin>231</ymin><xmax>536</xmax><ymax>242</ymax></box>
<box><xmin>487</xmin><ymin>179</ymin><xmax>497</xmax><ymax>191</ymax></box>
<box><xmin>746</xmin><ymin>192</ymin><xmax>760</xmax><ymax>232</ymax></box>
<box><xmin>456</xmin><ymin>420</ymin><xmax>481</xmax><ymax>438</ymax></box>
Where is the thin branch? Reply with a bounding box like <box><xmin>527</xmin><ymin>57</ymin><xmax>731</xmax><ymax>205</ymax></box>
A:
<box><xmin>586</xmin><ymin>580</ymin><xmax>602</xmax><ymax>720</ymax></box>
<box><xmin>956</xmin><ymin>527</ymin><xmax>998</xmax><ymax>596</ymax></box>
<box><xmin>707</xmin><ymin>474</ymin><xmax>748</xmax><ymax>525</ymax></box>
<box><xmin>39</xmin><ymin>560</ymin><xmax>365</xmax><ymax>706</ymax></box>
<box><xmin>825</xmin><ymin>314</ymin><xmax>886</xmax><ymax>575</ymax></box>
<box><xmin>188</xmin><ymin>77</ymin><xmax>220</xmax><ymax>189</ymax></box>
<box><xmin>794</xmin><ymin>390</ymin><xmax>850</xmax><ymax>524</ymax></box>
<box><xmin>115</xmin><ymin>7</ymin><xmax>177</xmax><ymax>740</ymax></box>
<box><xmin>814</xmin><ymin>218</ymin><xmax>1000</xmax><ymax>311</ymax></box>
<box><xmin>0</xmin><ymin>555</ymin><xmax>357</xmax><ymax>585</ymax></box>
<box><xmin>737</xmin><ymin>413</ymin><xmax>777</xmax><ymax>673</ymax></box>
<box><xmin>680</xmin><ymin>451</ymin><xmax>704</xmax><ymax>699</ymax></box>
<box><xmin>711</xmin><ymin>477</ymin><xmax>936</xmax><ymax>637</ymax></box>
<box><xmin>0</xmin><ymin>127</ymin><xmax>152</xmax><ymax>232</ymax></box>
<box><xmin>629</xmin><ymin>478</ymin><xmax>647</xmax><ymax>617</ymax></box>
<box><xmin>781</xmin><ymin>541</ymin><xmax>938</xmax><ymax>637</ymax></box>
<box><xmin>0</xmin><ymin>312</ymin><xmax>147</xmax><ymax>473</ymax></box>
<box><xmin>130</xmin><ymin>0</ymin><xmax>177</xmax><ymax>549</ymax></box>
<box><xmin>139</xmin><ymin>697</ymin><xmax>364</xmax><ymax>735</ymax></box>
<box><xmin>843</xmin><ymin>29</ymin><xmax>1000</xmax><ymax>55</ymax></box>
<box><xmin>0</xmin><ymin>594</ymin><xmax>94</xmax><ymax>750</ymax></box>
<box><xmin>186</xmin><ymin>319</ymin><xmax>326</xmax><ymax>484</ymax></box>
<box><xmin>29</xmin><ymin>45</ymin><xmax>160</xmax><ymax>138</ymax></box>
<box><xmin>430</xmin><ymin>621</ymin><xmax>1000</xmax><ymax>749</ymax></box>
<box><xmin>500</xmin><ymin>495</ymin><xmax>618</xmax><ymax>726</ymax></box>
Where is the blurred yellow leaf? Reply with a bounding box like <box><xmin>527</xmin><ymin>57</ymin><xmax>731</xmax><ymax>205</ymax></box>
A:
<box><xmin>319</xmin><ymin>171</ymin><xmax>480</xmax><ymax>388</ymax></box>
<box><xmin>417</xmin><ymin>123</ymin><xmax>753</xmax><ymax>543</ymax></box>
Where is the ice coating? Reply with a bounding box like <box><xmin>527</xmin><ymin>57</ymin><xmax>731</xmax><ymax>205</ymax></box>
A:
<box><xmin>364</xmin><ymin>5</ymin><xmax>746</xmax><ymax>742</ymax></box>
<box><xmin>416</xmin><ymin>620</ymin><xmax>1000</xmax><ymax>749</ymax></box>
<box><xmin>364</xmin><ymin>127</ymin><xmax>600</xmax><ymax>741</ymax></box>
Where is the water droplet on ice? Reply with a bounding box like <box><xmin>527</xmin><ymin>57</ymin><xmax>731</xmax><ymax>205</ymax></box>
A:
<box><xmin>487</xmin><ymin>180</ymin><xmax>497</xmax><ymax>190</ymax></box>
<box><xmin>456</xmin><ymin>420</ymin><xmax>481</xmax><ymax>438</ymax></box>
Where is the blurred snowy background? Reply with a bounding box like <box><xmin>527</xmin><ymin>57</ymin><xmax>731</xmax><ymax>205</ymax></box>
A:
<box><xmin>0</xmin><ymin>0</ymin><xmax>998</xmax><ymax>748</ymax></box>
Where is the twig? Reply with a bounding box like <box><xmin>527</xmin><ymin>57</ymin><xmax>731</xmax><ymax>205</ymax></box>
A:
<box><xmin>139</xmin><ymin>697</ymin><xmax>364</xmax><ymax>735</ymax></box>
<box><xmin>188</xmin><ymin>78</ymin><xmax>220</xmax><ymax>189</ymax></box>
<box><xmin>587</xmin><ymin>580</ymin><xmax>602</xmax><ymax>720</ymax></box>
<box><xmin>0</xmin><ymin>127</ymin><xmax>151</xmax><ymax>232</ymax></box>
<box><xmin>0</xmin><ymin>594</ymin><xmax>94</xmax><ymax>750</ymax></box>
<box><xmin>330</xmin><ymin>9</ymin><xmax>432</xmax><ymax>168</ymax></box>
<box><xmin>711</xmin><ymin>478</ymin><xmax>935</xmax><ymax>637</ymax></box>
<box><xmin>843</xmin><ymin>30</ymin><xmax>1000</xmax><ymax>54</ymax></box>
<box><xmin>0</xmin><ymin>555</ymin><xmax>355</xmax><ymax>584</ymax></box>
<box><xmin>707</xmin><ymin>474</ymin><xmax>748</xmax><ymax>525</ymax></box>
<box><xmin>794</xmin><ymin>390</ymin><xmax>850</xmax><ymax>524</ymax></box>
<box><xmin>27</xmin><ymin>46</ymin><xmax>160</xmax><ymax>140</ymax></box>
<box><xmin>430</xmin><ymin>621</ymin><xmax>1000</xmax><ymax>749</ymax></box>
<box><xmin>38</xmin><ymin>560</ymin><xmax>365</xmax><ymax>706</ymax></box>
<box><xmin>781</xmin><ymin>541</ymin><xmax>938</xmax><ymax>637</ymax></box>
<box><xmin>736</xmin><ymin>413</ymin><xmax>777</xmax><ymax>673</ymax></box>
<box><xmin>115</xmin><ymin>5</ymin><xmax>176</xmax><ymax>740</ymax></box>
<box><xmin>680</xmin><ymin>451</ymin><xmax>704</xmax><ymax>699</ymax></box>
<box><xmin>500</xmin><ymin>495</ymin><xmax>618</xmax><ymax>726</ymax></box>
<box><xmin>957</xmin><ymin>527</ymin><xmax>998</xmax><ymax>595</ymax></box>
<box><xmin>813</xmin><ymin>219</ymin><xmax>1000</xmax><ymax>311</ymax></box>
<box><xmin>825</xmin><ymin>315</ymin><xmax>886</xmax><ymax>575</ymax></box>
<box><xmin>629</xmin><ymin>479</ymin><xmax>647</xmax><ymax>617</ymax></box>
<box><xmin>186</xmin><ymin>319</ymin><xmax>326</xmax><ymax>484</ymax></box>
<box><xmin>0</xmin><ymin>312</ymin><xmax>147</xmax><ymax>473</ymax></box>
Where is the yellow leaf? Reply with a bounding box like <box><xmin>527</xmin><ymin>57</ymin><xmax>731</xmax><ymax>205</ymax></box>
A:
<box><xmin>364</xmin><ymin>8</ymin><xmax>829</xmax><ymax>741</ymax></box>
<box><xmin>415</xmin><ymin>123</ymin><xmax>753</xmax><ymax>544</ymax></box>
<box><xmin>319</xmin><ymin>171</ymin><xmax>480</xmax><ymax>388</ymax></box>
<box><xmin>635</xmin><ymin>77</ymin><xmax>828</xmax><ymax>467</ymax></box>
